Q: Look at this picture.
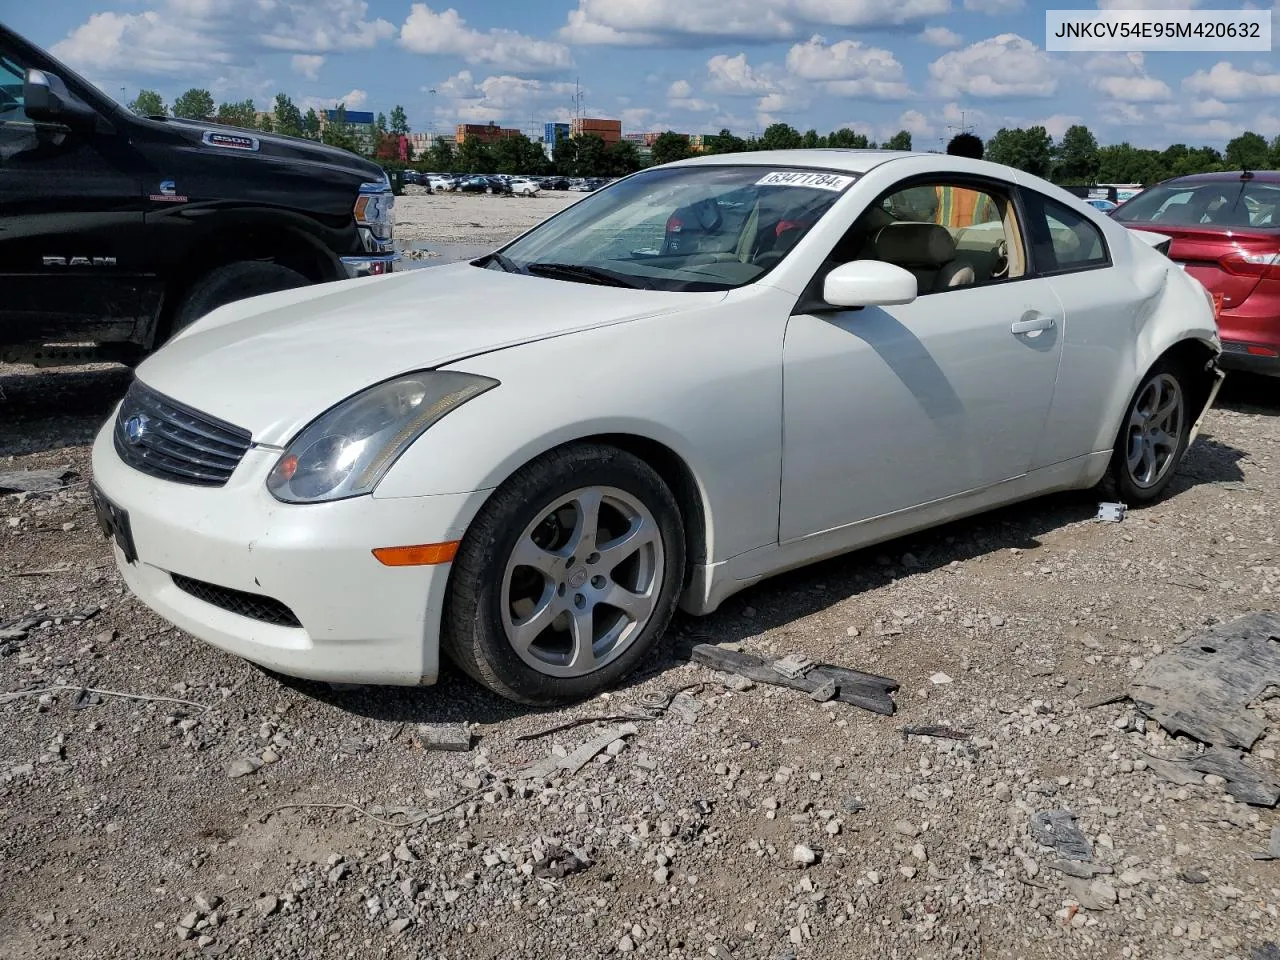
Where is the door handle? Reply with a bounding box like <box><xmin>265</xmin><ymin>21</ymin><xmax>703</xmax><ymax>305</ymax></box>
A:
<box><xmin>1011</xmin><ymin>311</ymin><xmax>1056</xmax><ymax>335</ymax></box>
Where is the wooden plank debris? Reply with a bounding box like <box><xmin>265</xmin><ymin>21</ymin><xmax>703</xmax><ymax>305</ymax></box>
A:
<box><xmin>690</xmin><ymin>644</ymin><xmax>897</xmax><ymax>716</ymax></box>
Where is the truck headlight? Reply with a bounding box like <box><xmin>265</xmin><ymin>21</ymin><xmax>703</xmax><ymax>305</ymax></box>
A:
<box><xmin>355</xmin><ymin>180</ymin><xmax>394</xmax><ymax>241</ymax></box>
<box><xmin>266</xmin><ymin>372</ymin><xmax>497</xmax><ymax>503</ymax></box>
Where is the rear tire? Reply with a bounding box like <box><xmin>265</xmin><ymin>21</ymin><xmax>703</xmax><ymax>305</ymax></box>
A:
<box><xmin>1103</xmin><ymin>357</ymin><xmax>1193</xmax><ymax>505</ymax></box>
<box><xmin>168</xmin><ymin>261</ymin><xmax>310</xmax><ymax>340</ymax></box>
<box><xmin>443</xmin><ymin>443</ymin><xmax>685</xmax><ymax>706</ymax></box>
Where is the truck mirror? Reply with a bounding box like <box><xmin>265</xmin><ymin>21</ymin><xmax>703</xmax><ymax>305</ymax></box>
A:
<box><xmin>24</xmin><ymin>69</ymin><xmax>98</xmax><ymax>128</ymax></box>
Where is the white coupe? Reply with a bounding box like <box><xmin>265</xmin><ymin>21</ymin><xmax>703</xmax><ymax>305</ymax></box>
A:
<box><xmin>90</xmin><ymin>150</ymin><xmax>1223</xmax><ymax>705</ymax></box>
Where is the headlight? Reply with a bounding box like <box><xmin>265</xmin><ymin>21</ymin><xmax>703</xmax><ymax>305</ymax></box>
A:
<box><xmin>266</xmin><ymin>372</ymin><xmax>497</xmax><ymax>503</ymax></box>
<box><xmin>355</xmin><ymin>180</ymin><xmax>394</xmax><ymax>241</ymax></box>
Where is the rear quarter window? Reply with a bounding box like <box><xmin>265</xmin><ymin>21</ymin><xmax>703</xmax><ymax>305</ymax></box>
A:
<box><xmin>1023</xmin><ymin>191</ymin><xmax>1110</xmax><ymax>274</ymax></box>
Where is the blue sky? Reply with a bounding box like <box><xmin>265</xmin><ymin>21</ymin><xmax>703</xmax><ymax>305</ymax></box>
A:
<box><xmin>7</xmin><ymin>0</ymin><xmax>1280</xmax><ymax>147</ymax></box>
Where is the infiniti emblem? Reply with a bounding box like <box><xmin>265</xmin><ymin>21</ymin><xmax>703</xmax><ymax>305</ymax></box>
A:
<box><xmin>124</xmin><ymin>414</ymin><xmax>150</xmax><ymax>445</ymax></box>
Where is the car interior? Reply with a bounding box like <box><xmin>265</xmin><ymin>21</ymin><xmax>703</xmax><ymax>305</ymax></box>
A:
<box><xmin>809</xmin><ymin>183</ymin><xmax>1027</xmax><ymax>296</ymax></box>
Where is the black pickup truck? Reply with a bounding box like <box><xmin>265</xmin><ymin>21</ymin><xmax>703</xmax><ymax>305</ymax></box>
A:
<box><xmin>0</xmin><ymin>23</ymin><xmax>396</xmax><ymax>366</ymax></box>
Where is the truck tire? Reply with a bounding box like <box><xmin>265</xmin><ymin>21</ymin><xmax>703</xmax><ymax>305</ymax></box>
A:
<box><xmin>169</xmin><ymin>261</ymin><xmax>310</xmax><ymax>340</ymax></box>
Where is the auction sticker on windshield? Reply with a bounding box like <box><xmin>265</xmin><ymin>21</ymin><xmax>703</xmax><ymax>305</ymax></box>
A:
<box><xmin>756</xmin><ymin>171</ymin><xmax>855</xmax><ymax>191</ymax></box>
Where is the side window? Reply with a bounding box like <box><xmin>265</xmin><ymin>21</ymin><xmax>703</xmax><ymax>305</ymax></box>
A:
<box><xmin>0</xmin><ymin>52</ymin><xmax>27</xmax><ymax>123</ymax></box>
<box><xmin>1025</xmin><ymin>192</ymin><xmax>1110</xmax><ymax>273</ymax></box>
<box><xmin>824</xmin><ymin>180</ymin><xmax>1027</xmax><ymax>296</ymax></box>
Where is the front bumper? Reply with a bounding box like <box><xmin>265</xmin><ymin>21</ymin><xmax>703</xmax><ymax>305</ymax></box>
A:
<box><xmin>90</xmin><ymin>422</ymin><xmax>490</xmax><ymax>685</ymax></box>
<box><xmin>340</xmin><ymin>251</ymin><xmax>398</xmax><ymax>280</ymax></box>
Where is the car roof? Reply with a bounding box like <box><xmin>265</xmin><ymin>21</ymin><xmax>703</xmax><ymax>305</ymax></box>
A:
<box><xmin>1161</xmin><ymin>170</ymin><xmax>1280</xmax><ymax>185</ymax></box>
<box><xmin>669</xmin><ymin>149</ymin><xmax>917</xmax><ymax>174</ymax></box>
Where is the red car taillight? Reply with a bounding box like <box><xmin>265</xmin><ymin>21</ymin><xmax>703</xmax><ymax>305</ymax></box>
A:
<box><xmin>1219</xmin><ymin>249</ymin><xmax>1280</xmax><ymax>278</ymax></box>
<box><xmin>666</xmin><ymin>216</ymin><xmax>683</xmax><ymax>233</ymax></box>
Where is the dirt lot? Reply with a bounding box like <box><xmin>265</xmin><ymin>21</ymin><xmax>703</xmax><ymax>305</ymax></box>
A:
<box><xmin>394</xmin><ymin>190</ymin><xmax>580</xmax><ymax>245</ymax></box>
<box><xmin>3</xmin><ymin>194</ymin><xmax>1280</xmax><ymax>960</ymax></box>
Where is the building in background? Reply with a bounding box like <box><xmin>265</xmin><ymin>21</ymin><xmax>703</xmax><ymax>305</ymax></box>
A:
<box><xmin>407</xmin><ymin>131</ymin><xmax>456</xmax><ymax>157</ymax></box>
<box><xmin>456</xmin><ymin>122</ymin><xmax>522</xmax><ymax>145</ymax></box>
<box><xmin>570</xmin><ymin>117</ymin><xmax>621</xmax><ymax>145</ymax></box>
<box><xmin>321</xmin><ymin>108</ymin><xmax>376</xmax><ymax>152</ymax></box>
<box><xmin>688</xmin><ymin>134</ymin><xmax>708</xmax><ymax>153</ymax></box>
<box><xmin>542</xmin><ymin>122</ymin><xmax>570</xmax><ymax>159</ymax></box>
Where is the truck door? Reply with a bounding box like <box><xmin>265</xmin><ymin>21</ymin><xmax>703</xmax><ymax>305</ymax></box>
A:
<box><xmin>0</xmin><ymin>42</ymin><xmax>145</xmax><ymax>351</ymax></box>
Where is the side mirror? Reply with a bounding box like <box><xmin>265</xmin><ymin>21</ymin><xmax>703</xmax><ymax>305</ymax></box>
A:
<box><xmin>24</xmin><ymin>69</ymin><xmax>98</xmax><ymax>128</ymax></box>
<box><xmin>822</xmin><ymin>260</ymin><xmax>918</xmax><ymax>308</ymax></box>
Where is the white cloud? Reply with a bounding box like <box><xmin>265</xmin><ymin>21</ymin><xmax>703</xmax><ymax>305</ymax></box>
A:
<box><xmin>964</xmin><ymin>0</ymin><xmax>1023</xmax><ymax>11</ymax></box>
<box><xmin>666</xmin><ymin>78</ymin><xmax>717</xmax><ymax>111</ymax></box>
<box><xmin>929</xmin><ymin>34</ymin><xmax>1058</xmax><ymax>98</ymax></box>
<box><xmin>428</xmin><ymin>70</ymin><xmax>578</xmax><ymax>125</ymax></box>
<box><xmin>51</xmin><ymin>0</ymin><xmax>393</xmax><ymax>78</ymax></box>
<box><xmin>897</xmin><ymin>109</ymin><xmax>935</xmax><ymax>136</ymax></box>
<box><xmin>785</xmin><ymin>35</ymin><xmax>912</xmax><ymax>99</ymax></box>
<box><xmin>1036</xmin><ymin>113</ymin><xmax>1082</xmax><ymax>139</ymax></box>
<box><xmin>559</xmin><ymin>0</ymin><xmax>949</xmax><ymax>46</ymax></box>
<box><xmin>1092</xmin><ymin>75</ymin><xmax>1171</xmax><ymax>101</ymax></box>
<box><xmin>1153</xmin><ymin>98</ymin><xmax>1235</xmax><ymax>121</ymax></box>
<box><xmin>1097</xmin><ymin>0</ymin><xmax>1198</xmax><ymax>7</ymax></box>
<box><xmin>757</xmin><ymin>90</ymin><xmax>810</xmax><ymax>128</ymax></box>
<box><xmin>1183</xmin><ymin>61</ymin><xmax>1280</xmax><ymax>101</ymax></box>
<box><xmin>299</xmin><ymin>88</ymin><xmax>369</xmax><ymax>113</ymax></box>
<box><xmin>399</xmin><ymin>4</ymin><xmax>572</xmax><ymax>73</ymax></box>
<box><xmin>919</xmin><ymin>26</ymin><xmax>963</xmax><ymax>47</ymax></box>
<box><xmin>707</xmin><ymin>53</ymin><xmax>778</xmax><ymax>94</ymax></box>
<box><xmin>668</xmin><ymin>79</ymin><xmax>693</xmax><ymax>98</ymax></box>
<box><xmin>290</xmin><ymin>55</ymin><xmax>325</xmax><ymax>80</ymax></box>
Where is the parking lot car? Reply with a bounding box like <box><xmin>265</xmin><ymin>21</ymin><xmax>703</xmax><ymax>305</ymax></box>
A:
<box><xmin>1111</xmin><ymin>171</ymin><xmax>1280</xmax><ymax>377</ymax></box>
<box><xmin>91</xmin><ymin>150</ymin><xmax>1222</xmax><ymax>705</ymax></box>
<box><xmin>510</xmin><ymin>178</ymin><xmax>541</xmax><ymax>197</ymax></box>
<box><xmin>0</xmin><ymin>24</ymin><xmax>397</xmax><ymax>366</ymax></box>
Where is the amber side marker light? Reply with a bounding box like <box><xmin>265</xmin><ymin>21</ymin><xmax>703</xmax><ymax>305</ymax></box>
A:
<box><xmin>372</xmin><ymin>542</ymin><xmax>460</xmax><ymax>566</ymax></box>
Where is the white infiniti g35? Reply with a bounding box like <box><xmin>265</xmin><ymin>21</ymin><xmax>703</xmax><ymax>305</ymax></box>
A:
<box><xmin>90</xmin><ymin>150</ymin><xmax>1223</xmax><ymax>705</ymax></box>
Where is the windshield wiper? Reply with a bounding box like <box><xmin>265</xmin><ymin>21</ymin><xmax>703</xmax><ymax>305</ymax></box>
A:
<box><xmin>525</xmin><ymin>262</ymin><xmax>646</xmax><ymax>288</ymax></box>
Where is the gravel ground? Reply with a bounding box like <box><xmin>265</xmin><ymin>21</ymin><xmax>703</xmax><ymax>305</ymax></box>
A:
<box><xmin>3</xmin><ymin>196</ymin><xmax>1280</xmax><ymax>959</ymax></box>
<box><xmin>394</xmin><ymin>191</ymin><xmax>581</xmax><ymax>245</ymax></box>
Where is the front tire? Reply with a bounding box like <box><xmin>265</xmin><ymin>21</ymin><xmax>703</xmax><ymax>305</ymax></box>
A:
<box><xmin>1104</xmin><ymin>358</ymin><xmax>1192</xmax><ymax>504</ymax></box>
<box><xmin>168</xmin><ymin>261</ymin><xmax>309</xmax><ymax>341</ymax></box>
<box><xmin>443</xmin><ymin>444</ymin><xmax>685</xmax><ymax>706</ymax></box>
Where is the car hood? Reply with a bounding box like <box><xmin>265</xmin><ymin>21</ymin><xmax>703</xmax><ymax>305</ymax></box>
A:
<box><xmin>138</xmin><ymin>117</ymin><xmax>386</xmax><ymax>182</ymax></box>
<box><xmin>136</xmin><ymin>263</ymin><xmax>721</xmax><ymax>446</ymax></box>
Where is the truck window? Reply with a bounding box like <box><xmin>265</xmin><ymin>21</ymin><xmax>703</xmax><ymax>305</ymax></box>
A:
<box><xmin>0</xmin><ymin>53</ymin><xmax>28</xmax><ymax>123</ymax></box>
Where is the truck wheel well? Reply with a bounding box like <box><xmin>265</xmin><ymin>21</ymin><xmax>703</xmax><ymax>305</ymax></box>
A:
<box><xmin>153</xmin><ymin>225</ymin><xmax>339</xmax><ymax>346</ymax></box>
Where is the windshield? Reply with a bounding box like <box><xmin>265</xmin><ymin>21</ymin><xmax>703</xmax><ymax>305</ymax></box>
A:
<box><xmin>484</xmin><ymin>164</ymin><xmax>858</xmax><ymax>292</ymax></box>
<box><xmin>1113</xmin><ymin>179</ymin><xmax>1280</xmax><ymax>228</ymax></box>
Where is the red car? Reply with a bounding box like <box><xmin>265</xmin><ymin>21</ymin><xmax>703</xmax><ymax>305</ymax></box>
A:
<box><xmin>1112</xmin><ymin>171</ymin><xmax>1280</xmax><ymax>377</ymax></box>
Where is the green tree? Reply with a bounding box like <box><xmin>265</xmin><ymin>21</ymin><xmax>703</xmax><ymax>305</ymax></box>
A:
<box><xmin>650</xmin><ymin>131</ymin><xmax>692</xmax><ymax>165</ymax></box>
<box><xmin>558</xmin><ymin>135</ymin><xmax>612</xmax><ymax>176</ymax></box>
<box><xmin>172</xmin><ymin>88</ymin><xmax>215</xmax><ymax>121</ymax></box>
<box><xmin>1053</xmin><ymin>124</ymin><xmax>1100</xmax><ymax>183</ymax></box>
<box><xmin>321</xmin><ymin>103</ymin><xmax>359</xmax><ymax>153</ymax></box>
<box><xmin>214</xmin><ymin>99</ymin><xmax>257</xmax><ymax>128</ymax></box>
<box><xmin>491</xmin><ymin>133</ymin><xmax>548</xmax><ymax>174</ymax></box>
<box><xmin>800</xmin><ymin>128</ymin><xmax>823</xmax><ymax>149</ymax></box>
<box><xmin>705</xmin><ymin>128</ymin><xmax>746</xmax><ymax>154</ymax></box>
<box><xmin>256</xmin><ymin>112</ymin><xmax>274</xmax><ymax>133</ymax></box>
<box><xmin>375</xmin><ymin>112</ymin><xmax>388</xmax><ymax>139</ymax></box>
<box><xmin>128</xmin><ymin>89</ymin><xmax>166</xmax><ymax>117</ymax></box>
<box><xmin>456</xmin><ymin>136</ymin><xmax>495</xmax><ymax>174</ymax></box>
<box><xmin>1271</xmin><ymin>135</ymin><xmax>1280</xmax><ymax>169</ymax></box>
<box><xmin>428</xmin><ymin>139</ymin><xmax>456</xmax><ymax>172</ymax></box>
<box><xmin>390</xmin><ymin>105</ymin><xmax>410</xmax><ymax>137</ymax></box>
<box><xmin>760</xmin><ymin>122</ymin><xmax>802</xmax><ymax>150</ymax></box>
<box><xmin>1225</xmin><ymin>130</ymin><xmax>1268</xmax><ymax>170</ymax></box>
<box><xmin>884</xmin><ymin>130</ymin><xmax>912</xmax><ymax>151</ymax></box>
<box><xmin>604</xmin><ymin>139</ymin><xmax>642</xmax><ymax>176</ymax></box>
<box><xmin>985</xmin><ymin>126</ymin><xmax>1053</xmax><ymax>178</ymax></box>
<box><xmin>273</xmin><ymin>93</ymin><xmax>304</xmax><ymax>138</ymax></box>
<box><xmin>302</xmin><ymin>108</ymin><xmax>321</xmax><ymax>139</ymax></box>
<box><xmin>827</xmin><ymin>128</ymin><xmax>871</xmax><ymax>149</ymax></box>
<box><xmin>1096</xmin><ymin>143</ymin><xmax>1165</xmax><ymax>184</ymax></box>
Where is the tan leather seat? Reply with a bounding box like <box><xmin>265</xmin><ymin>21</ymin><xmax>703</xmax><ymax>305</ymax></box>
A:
<box><xmin>872</xmin><ymin>222</ymin><xmax>975</xmax><ymax>294</ymax></box>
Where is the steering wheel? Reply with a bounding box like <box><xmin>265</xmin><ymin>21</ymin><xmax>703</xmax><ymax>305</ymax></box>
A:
<box><xmin>991</xmin><ymin>238</ymin><xmax>1009</xmax><ymax>279</ymax></box>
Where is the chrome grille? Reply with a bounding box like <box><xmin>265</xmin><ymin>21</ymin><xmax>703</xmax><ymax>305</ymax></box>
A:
<box><xmin>113</xmin><ymin>381</ymin><xmax>251</xmax><ymax>487</ymax></box>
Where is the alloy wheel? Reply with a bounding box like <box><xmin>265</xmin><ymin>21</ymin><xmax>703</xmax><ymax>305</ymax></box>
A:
<box><xmin>1125</xmin><ymin>373</ymin><xmax>1184</xmax><ymax>489</ymax></box>
<box><xmin>500</xmin><ymin>486</ymin><xmax>665</xmax><ymax>677</ymax></box>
